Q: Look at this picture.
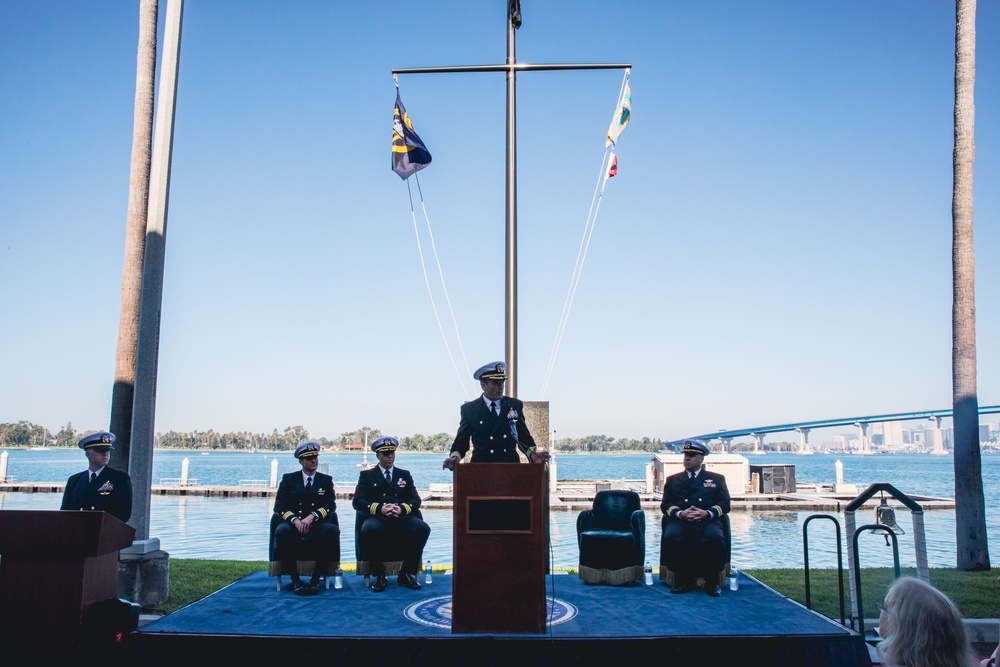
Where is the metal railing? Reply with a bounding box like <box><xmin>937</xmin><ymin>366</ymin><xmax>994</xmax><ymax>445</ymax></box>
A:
<box><xmin>158</xmin><ymin>478</ymin><xmax>200</xmax><ymax>487</ymax></box>
<box><xmin>802</xmin><ymin>514</ymin><xmax>846</xmax><ymax>626</ymax></box>
<box><xmin>852</xmin><ymin>524</ymin><xmax>900</xmax><ymax>638</ymax></box>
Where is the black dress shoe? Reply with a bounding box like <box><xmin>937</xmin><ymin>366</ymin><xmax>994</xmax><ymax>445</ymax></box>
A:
<box><xmin>707</xmin><ymin>584</ymin><xmax>723</xmax><ymax>597</ymax></box>
<box><xmin>372</xmin><ymin>574</ymin><xmax>388</xmax><ymax>592</ymax></box>
<box><xmin>293</xmin><ymin>582</ymin><xmax>310</xmax><ymax>596</ymax></box>
<box><xmin>670</xmin><ymin>581</ymin><xmax>695</xmax><ymax>594</ymax></box>
<box><xmin>398</xmin><ymin>572</ymin><xmax>422</xmax><ymax>590</ymax></box>
<box><xmin>305</xmin><ymin>582</ymin><xmax>320</xmax><ymax>595</ymax></box>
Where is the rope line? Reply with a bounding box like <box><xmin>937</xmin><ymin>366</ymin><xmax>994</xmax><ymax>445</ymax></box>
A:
<box><xmin>414</xmin><ymin>174</ymin><xmax>472</xmax><ymax>381</ymax></box>
<box><xmin>406</xmin><ymin>178</ymin><xmax>470</xmax><ymax>399</ymax></box>
<box><xmin>540</xmin><ymin>69</ymin><xmax>630</xmax><ymax>399</ymax></box>
<box><xmin>539</xmin><ymin>147</ymin><xmax>611</xmax><ymax>399</ymax></box>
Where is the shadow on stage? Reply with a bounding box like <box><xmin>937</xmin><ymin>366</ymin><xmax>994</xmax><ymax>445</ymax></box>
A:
<box><xmin>130</xmin><ymin>571</ymin><xmax>872</xmax><ymax>666</ymax></box>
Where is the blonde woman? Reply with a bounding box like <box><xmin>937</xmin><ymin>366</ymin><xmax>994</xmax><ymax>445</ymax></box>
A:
<box><xmin>877</xmin><ymin>577</ymin><xmax>975</xmax><ymax>667</ymax></box>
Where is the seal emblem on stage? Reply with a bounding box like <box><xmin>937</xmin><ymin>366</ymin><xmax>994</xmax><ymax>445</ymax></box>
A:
<box><xmin>404</xmin><ymin>596</ymin><xmax>578</xmax><ymax>629</ymax></box>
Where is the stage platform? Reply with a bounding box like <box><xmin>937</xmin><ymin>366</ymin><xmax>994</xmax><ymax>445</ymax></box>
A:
<box><xmin>131</xmin><ymin>571</ymin><xmax>872</xmax><ymax>666</ymax></box>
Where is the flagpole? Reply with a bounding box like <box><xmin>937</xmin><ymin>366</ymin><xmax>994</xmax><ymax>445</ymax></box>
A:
<box><xmin>392</xmin><ymin>11</ymin><xmax>630</xmax><ymax>398</ymax></box>
<box><xmin>505</xmin><ymin>8</ymin><xmax>518</xmax><ymax>397</ymax></box>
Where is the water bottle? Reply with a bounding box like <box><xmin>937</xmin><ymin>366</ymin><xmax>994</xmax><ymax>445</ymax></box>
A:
<box><xmin>729</xmin><ymin>567</ymin><xmax>739</xmax><ymax>591</ymax></box>
<box><xmin>334</xmin><ymin>567</ymin><xmax>343</xmax><ymax>590</ymax></box>
<box><xmin>424</xmin><ymin>560</ymin><xmax>433</xmax><ymax>585</ymax></box>
<box><xmin>644</xmin><ymin>562</ymin><xmax>653</xmax><ymax>586</ymax></box>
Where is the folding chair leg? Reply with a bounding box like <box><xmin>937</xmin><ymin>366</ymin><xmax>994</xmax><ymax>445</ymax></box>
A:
<box><xmin>276</xmin><ymin>574</ymin><xmax>283</xmax><ymax>592</ymax></box>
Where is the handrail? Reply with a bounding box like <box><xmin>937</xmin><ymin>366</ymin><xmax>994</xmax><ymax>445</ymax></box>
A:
<box><xmin>803</xmin><ymin>514</ymin><xmax>846</xmax><ymax>626</ymax></box>
<box><xmin>852</xmin><ymin>524</ymin><xmax>900</xmax><ymax>638</ymax></box>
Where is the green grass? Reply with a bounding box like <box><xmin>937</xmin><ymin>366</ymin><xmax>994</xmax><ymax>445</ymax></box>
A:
<box><xmin>156</xmin><ymin>561</ymin><xmax>1000</xmax><ymax>620</ymax></box>
<box><xmin>157</xmin><ymin>559</ymin><xmax>269</xmax><ymax>615</ymax></box>
<box><xmin>746</xmin><ymin>567</ymin><xmax>1000</xmax><ymax>619</ymax></box>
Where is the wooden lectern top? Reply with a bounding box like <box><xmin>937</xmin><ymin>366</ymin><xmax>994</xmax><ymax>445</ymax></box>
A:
<box><xmin>0</xmin><ymin>510</ymin><xmax>135</xmax><ymax>558</ymax></box>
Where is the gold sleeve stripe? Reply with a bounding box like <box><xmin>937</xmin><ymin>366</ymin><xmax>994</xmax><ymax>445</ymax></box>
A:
<box><xmin>402</xmin><ymin>503</ymin><xmax>412</xmax><ymax>515</ymax></box>
<box><xmin>317</xmin><ymin>508</ymin><xmax>328</xmax><ymax>519</ymax></box>
<box><xmin>666</xmin><ymin>506</ymin><xmax>680</xmax><ymax>517</ymax></box>
<box><xmin>449</xmin><ymin>451</ymin><xmax>461</xmax><ymax>459</ymax></box>
<box><xmin>281</xmin><ymin>512</ymin><xmax>295</xmax><ymax>521</ymax></box>
<box><xmin>368</xmin><ymin>503</ymin><xmax>377</xmax><ymax>515</ymax></box>
<box><xmin>711</xmin><ymin>505</ymin><xmax>723</xmax><ymax>516</ymax></box>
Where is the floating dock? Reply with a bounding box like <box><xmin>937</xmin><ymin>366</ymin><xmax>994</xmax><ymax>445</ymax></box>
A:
<box><xmin>0</xmin><ymin>480</ymin><xmax>955</xmax><ymax>511</ymax></box>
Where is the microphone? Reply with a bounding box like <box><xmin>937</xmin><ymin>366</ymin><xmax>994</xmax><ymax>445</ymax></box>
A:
<box><xmin>508</xmin><ymin>417</ymin><xmax>521</xmax><ymax>446</ymax></box>
<box><xmin>507</xmin><ymin>415</ymin><xmax>522</xmax><ymax>448</ymax></box>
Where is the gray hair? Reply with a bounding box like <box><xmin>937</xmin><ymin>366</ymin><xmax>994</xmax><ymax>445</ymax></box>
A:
<box><xmin>876</xmin><ymin>577</ymin><xmax>974</xmax><ymax>667</ymax></box>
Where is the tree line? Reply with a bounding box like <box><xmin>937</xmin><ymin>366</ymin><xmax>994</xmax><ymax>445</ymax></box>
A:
<box><xmin>1</xmin><ymin>421</ymin><xmax>674</xmax><ymax>453</ymax></box>
<box><xmin>6</xmin><ymin>421</ymin><xmax>994</xmax><ymax>453</ymax></box>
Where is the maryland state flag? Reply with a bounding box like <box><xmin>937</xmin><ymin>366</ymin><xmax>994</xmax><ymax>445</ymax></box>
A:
<box><xmin>392</xmin><ymin>92</ymin><xmax>432</xmax><ymax>180</ymax></box>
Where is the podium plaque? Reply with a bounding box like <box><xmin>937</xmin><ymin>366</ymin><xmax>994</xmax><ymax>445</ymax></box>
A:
<box><xmin>452</xmin><ymin>463</ymin><xmax>547</xmax><ymax>634</ymax></box>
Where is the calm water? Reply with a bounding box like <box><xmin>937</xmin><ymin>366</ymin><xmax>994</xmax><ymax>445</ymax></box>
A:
<box><xmin>2</xmin><ymin>449</ymin><xmax>998</xmax><ymax>569</ymax></box>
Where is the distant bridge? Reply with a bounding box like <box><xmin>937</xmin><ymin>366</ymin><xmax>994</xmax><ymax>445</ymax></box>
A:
<box><xmin>666</xmin><ymin>405</ymin><xmax>1000</xmax><ymax>454</ymax></box>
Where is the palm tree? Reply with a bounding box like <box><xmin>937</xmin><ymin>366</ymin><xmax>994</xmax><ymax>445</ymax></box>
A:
<box><xmin>109</xmin><ymin>0</ymin><xmax>157</xmax><ymax>473</ymax></box>
<box><xmin>951</xmin><ymin>0</ymin><xmax>989</xmax><ymax>571</ymax></box>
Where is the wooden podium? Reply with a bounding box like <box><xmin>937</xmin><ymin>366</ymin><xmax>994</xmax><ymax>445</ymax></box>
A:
<box><xmin>452</xmin><ymin>463</ymin><xmax>547</xmax><ymax>634</ymax></box>
<box><xmin>0</xmin><ymin>510</ymin><xmax>136</xmax><ymax>654</ymax></box>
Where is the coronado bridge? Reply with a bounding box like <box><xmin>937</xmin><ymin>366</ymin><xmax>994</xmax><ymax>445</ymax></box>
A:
<box><xmin>666</xmin><ymin>405</ymin><xmax>1000</xmax><ymax>454</ymax></box>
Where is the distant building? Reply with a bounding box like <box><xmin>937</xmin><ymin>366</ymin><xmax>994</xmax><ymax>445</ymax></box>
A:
<box><xmin>871</xmin><ymin>421</ymin><xmax>905</xmax><ymax>449</ymax></box>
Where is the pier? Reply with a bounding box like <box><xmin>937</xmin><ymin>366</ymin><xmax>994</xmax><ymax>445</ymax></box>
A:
<box><xmin>0</xmin><ymin>479</ymin><xmax>956</xmax><ymax>511</ymax></box>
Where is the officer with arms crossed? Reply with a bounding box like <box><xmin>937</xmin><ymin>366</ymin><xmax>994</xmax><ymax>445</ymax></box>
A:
<box><xmin>61</xmin><ymin>431</ymin><xmax>132</xmax><ymax>523</ymax></box>
<box><xmin>443</xmin><ymin>361</ymin><xmax>550</xmax><ymax>469</ymax></box>
<box><xmin>353</xmin><ymin>436</ymin><xmax>431</xmax><ymax>592</ymax></box>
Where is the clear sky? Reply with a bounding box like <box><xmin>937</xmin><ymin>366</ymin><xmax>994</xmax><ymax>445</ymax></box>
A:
<box><xmin>1</xmin><ymin>1</ymin><xmax>997</xmax><ymax>442</ymax></box>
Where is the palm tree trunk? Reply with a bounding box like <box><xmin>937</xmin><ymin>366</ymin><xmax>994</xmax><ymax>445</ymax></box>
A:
<box><xmin>952</xmin><ymin>0</ymin><xmax>989</xmax><ymax>571</ymax></box>
<box><xmin>110</xmin><ymin>0</ymin><xmax>157</xmax><ymax>474</ymax></box>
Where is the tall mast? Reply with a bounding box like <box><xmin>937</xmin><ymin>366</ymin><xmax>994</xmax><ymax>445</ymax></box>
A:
<box><xmin>505</xmin><ymin>10</ymin><xmax>518</xmax><ymax>395</ymax></box>
<box><xmin>393</xmin><ymin>4</ymin><xmax>629</xmax><ymax>397</ymax></box>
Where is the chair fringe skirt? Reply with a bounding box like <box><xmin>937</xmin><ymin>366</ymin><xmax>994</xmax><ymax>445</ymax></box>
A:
<box><xmin>578</xmin><ymin>564</ymin><xmax>643</xmax><ymax>585</ymax></box>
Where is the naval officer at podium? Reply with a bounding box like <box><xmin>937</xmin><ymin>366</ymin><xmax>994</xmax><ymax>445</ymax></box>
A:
<box><xmin>60</xmin><ymin>431</ymin><xmax>133</xmax><ymax>523</ymax></box>
<box><xmin>443</xmin><ymin>361</ymin><xmax>550</xmax><ymax>469</ymax></box>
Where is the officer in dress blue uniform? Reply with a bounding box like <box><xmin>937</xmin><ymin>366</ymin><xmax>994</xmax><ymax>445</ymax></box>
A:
<box><xmin>273</xmin><ymin>441</ymin><xmax>340</xmax><ymax>595</ymax></box>
<box><xmin>352</xmin><ymin>436</ymin><xmax>431</xmax><ymax>592</ymax></box>
<box><xmin>60</xmin><ymin>432</ymin><xmax>133</xmax><ymax>523</ymax></box>
<box><xmin>660</xmin><ymin>439</ymin><xmax>731</xmax><ymax>597</ymax></box>
<box><xmin>443</xmin><ymin>361</ymin><xmax>550</xmax><ymax>469</ymax></box>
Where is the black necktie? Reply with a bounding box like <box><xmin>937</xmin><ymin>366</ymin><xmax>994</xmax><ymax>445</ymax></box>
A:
<box><xmin>489</xmin><ymin>401</ymin><xmax>497</xmax><ymax>416</ymax></box>
<box><xmin>385</xmin><ymin>469</ymin><xmax>391</xmax><ymax>484</ymax></box>
<box><xmin>305</xmin><ymin>476</ymin><xmax>312</xmax><ymax>490</ymax></box>
<box><xmin>90</xmin><ymin>472</ymin><xmax>96</xmax><ymax>483</ymax></box>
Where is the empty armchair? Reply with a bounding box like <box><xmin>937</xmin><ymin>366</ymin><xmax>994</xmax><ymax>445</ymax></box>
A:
<box><xmin>577</xmin><ymin>490</ymin><xmax>645</xmax><ymax>585</ymax></box>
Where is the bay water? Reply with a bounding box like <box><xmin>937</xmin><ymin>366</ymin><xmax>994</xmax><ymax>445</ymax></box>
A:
<box><xmin>2</xmin><ymin>449</ymin><xmax>998</xmax><ymax>570</ymax></box>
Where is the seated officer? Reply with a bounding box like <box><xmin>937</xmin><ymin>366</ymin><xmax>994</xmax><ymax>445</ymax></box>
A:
<box><xmin>60</xmin><ymin>431</ymin><xmax>133</xmax><ymax>523</ymax></box>
<box><xmin>353</xmin><ymin>436</ymin><xmax>430</xmax><ymax>592</ymax></box>
<box><xmin>273</xmin><ymin>441</ymin><xmax>340</xmax><ymax>595</ymax></box>
<box><xmin>660</xmin><ymin>439</ymin><xmax>730</xmax><ymax>597</ymax></box>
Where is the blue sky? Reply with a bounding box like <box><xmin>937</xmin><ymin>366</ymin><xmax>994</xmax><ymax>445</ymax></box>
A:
<box><xmin>1</xmin><ymin>1</ymin><xmax>997</xmax><ymax>442</ymax></box>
